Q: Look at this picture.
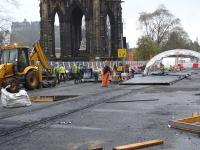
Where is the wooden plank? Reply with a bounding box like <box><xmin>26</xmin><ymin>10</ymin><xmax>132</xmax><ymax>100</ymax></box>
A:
<box><xmin>170</xmin><ymin>120</ymin><xmax>200</xmax><ymax>134</ymax></box>
<box><xmin>169</xmin><ymin>116</ymin><xmax>200</xmax><ymax>134</ymax></box>
<box><xmin>176</xmin><ymin>116</ymin><xmax>200</xmax><ymax>123</ymax></box>
<box><xmin>31</xmin><ymin>96</ymin><xmax>54</xmax><ymax>102</ymax></box>
<box><xmin>192</xmin><ymin>112</ymin><xmax>200</xmax><ymax>117</ymax></box>
<box><xmin>113</xmin><ymin>139</ymin><xmax>164</xmax><ymax>150</ymax></box>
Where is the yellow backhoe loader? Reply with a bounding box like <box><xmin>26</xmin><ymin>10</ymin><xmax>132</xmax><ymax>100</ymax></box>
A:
<box><xmin>0</xmin><ymin>41</ymin><xmax>56</xmax><ymax>92</ymax></box>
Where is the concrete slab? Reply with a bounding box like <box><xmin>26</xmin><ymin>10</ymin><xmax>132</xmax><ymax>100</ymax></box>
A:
<box><xmin>121</xmin><ymin>73</ymin><xmax>190</xmax><ymax>85</ymax></box>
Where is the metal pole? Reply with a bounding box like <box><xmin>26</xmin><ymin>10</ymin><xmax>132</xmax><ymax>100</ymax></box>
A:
<box><xmin>121</xmin><ymin>34</ymin><xmax>125</xmax><ymax>73</ymax></box>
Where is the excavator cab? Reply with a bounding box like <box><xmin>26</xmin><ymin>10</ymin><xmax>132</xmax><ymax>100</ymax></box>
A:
<box><xmin>1</xmin><ymin>47</ymin><xmax>30</xmax><ymax>73</ymax></box>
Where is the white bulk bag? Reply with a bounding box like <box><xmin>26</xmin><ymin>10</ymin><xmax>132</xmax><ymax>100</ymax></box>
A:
<box><xmin>1</xmin><ymin>86</ymin><xmax>31</xmax><ymax>108</ymax></box>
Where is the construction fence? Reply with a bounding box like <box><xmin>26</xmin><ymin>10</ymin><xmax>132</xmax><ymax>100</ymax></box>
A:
<box><xmin>49</xmin><ymin>61</ymin><xmax>148</xmax><ymax>70</ymax></box>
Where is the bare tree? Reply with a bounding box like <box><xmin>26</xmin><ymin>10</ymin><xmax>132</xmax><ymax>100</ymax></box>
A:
<box><xmin>139</xmin><ymin>5</ymin><xmax>180</xmax><ymax>46</ymax></box>
<box><xmin>0</xmin><ymin>0</ymin><xmax>19</xmax><ymax>44</ymax></box>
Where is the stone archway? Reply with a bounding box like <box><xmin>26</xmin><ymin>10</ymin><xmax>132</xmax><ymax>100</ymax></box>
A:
<box><xmin>69</xmin><ymin>2</ymin><xmax>86</xmax><ymax>57</ymax></box>
<box><xmin>51</xmin><ymin>7</ymin><xmax>64</xmax><ymax>59</ymax></box>
<box><xmin>40</xmin><ymin>0</ymin><xmax>123</xmax><ymax>61</ymax></box>
<box><xmin>105</xmin><ymin>8</ymin><xmax>116</xmax><ymax>58</ymax></box>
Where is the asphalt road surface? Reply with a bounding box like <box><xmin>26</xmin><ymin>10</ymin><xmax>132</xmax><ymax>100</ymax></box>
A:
<box><xmin>0</xmin><ymin>70</ymin><xmax>200</xmax><ymax>150</ymax></box>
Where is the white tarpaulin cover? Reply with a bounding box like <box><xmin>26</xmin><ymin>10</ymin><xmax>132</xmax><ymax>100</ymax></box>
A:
<box><xmin>144</xmin><ymin>49</ymin><xmax>200</xmax><ymax>75</ymax></box>
<box><xmin>1</xmin><ymin>86</ymin><xmax>31</xmax><ymax>108</ymax></box>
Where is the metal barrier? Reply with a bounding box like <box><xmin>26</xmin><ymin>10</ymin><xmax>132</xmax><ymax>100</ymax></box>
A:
<box><xmin>50</xmin><ymin>61</ymin><xmax>148</xmax><ymax>70</ymax></box>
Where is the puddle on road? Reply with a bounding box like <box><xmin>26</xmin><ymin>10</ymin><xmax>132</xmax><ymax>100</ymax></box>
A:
<box><xmin>31</xmin><ymin>95</ymin><xmax>79</xmax><ymax>102</ymax></box>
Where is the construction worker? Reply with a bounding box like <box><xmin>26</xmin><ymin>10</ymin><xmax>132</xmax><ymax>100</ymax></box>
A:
<box><xmin>102</xmin><ymin>60</ymin><xmax>111</xmax><ymax>87</ymax></box>
<box><xmin>169</xmin><ymin>65</ymin><xmax>173</xmax><ymax>72</ymax></box>
<box><xmin>117</xmin><ymin>63</ymin><xmax>124</xmax><ymax>81</ymax></box>
<box><xmin>54</xmin><ymin>65</ymin><xmax>60</xmax><ymax>84</ymax></box>
<box><xmin>59</xmin><ymin>65</ymin><xmax>66</xmax><ymax>82</ymax></box>
<box><xmin>160</xmin><ymin>62</ymin><xmax>165</xmax><ymax>75</ymax></box>
<box><xmin>130</xmin><ymin>67</ymin><xmax>135</xmax><ymax>78</ymax></box>
<box><xmin>79</xmin><ymin>65</ymin><xmax>84</xmax><ymax>83</ymax></box>
<box><xmin>113</xmin><ymin>64</ymin><xmax>117</xmax><ymax>72</ymax></box>
<box><xmin>72</xmin><ymin>63</ymin><xmax>81</xmax><ymax>84</ymax></box>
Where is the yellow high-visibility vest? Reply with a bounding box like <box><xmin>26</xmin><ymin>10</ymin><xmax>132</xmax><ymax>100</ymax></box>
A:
<box><xmin>59</xmin><ymin>66</ymin><xmax>66</xmax><ymax>74</ymax></box>
<box><xmin>117</xmin><ymin>66</ymin><xmax>123</xmax><ymax>72</ymax></box>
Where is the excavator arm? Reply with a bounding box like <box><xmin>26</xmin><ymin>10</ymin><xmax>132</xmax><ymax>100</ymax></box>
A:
<box><xmin>30</xmin><ymin>41</ymin><xmax>52</xmax><ymax>71</ymax></box>
<box><xmin>30</xmin><ymin>41</ymin><xmax>56</xmax><ymax>87</ymax></box>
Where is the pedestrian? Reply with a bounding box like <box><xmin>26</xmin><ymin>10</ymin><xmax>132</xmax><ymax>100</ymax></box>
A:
<box><xmin>102</xmin><ymin>60</ymin><xmax>111</xmax><ymax>87</ymax></box>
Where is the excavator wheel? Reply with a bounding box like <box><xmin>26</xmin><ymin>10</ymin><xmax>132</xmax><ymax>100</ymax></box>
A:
<box><xmin>2</xmin><ymin>78</ymin><xmax>19</xmax><ymax>93</ymax></box>
<box><xmin>25</xmin><ymin>71</ymin><xmax>39</xmax><ymax>90</ymax></box>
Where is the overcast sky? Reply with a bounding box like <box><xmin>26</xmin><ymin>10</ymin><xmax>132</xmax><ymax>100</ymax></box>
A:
<box><xmin>4</xmin><ymin>0</ymin><xmax>200</xmax><ymax>48</ymax></box>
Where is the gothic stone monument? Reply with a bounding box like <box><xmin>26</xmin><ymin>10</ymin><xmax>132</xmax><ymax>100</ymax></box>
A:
<box><xmin>40</xmin><ymin>0</ymin><xmax>123</xmax><ymax>61</ymax></box>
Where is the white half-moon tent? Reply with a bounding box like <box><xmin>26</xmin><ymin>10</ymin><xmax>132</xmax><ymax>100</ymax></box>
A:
<box><xmin>144</xmin><ymin>49</ymin><xmax>200</xmax><ymax>75</ymax></box>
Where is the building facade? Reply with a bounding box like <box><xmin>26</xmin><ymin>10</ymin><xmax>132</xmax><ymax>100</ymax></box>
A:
<box><xmin>11</xmin><ymin>19</ymin><xmax>60</xmax><ymax>50</ymax></box>
<box><xmin>40</xmin><ymin>0</ymin><xmax>123</xmax><ymax>61</ymax></box>
<box><xmin>11</xmin><ymin>19</ymin><xmax>40</xmax><ymax>46</ymax></box>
